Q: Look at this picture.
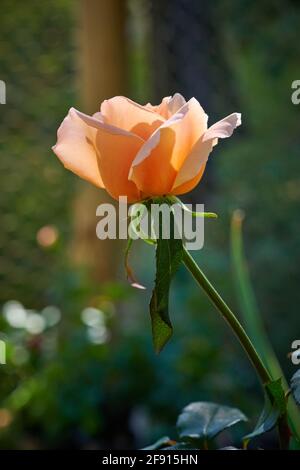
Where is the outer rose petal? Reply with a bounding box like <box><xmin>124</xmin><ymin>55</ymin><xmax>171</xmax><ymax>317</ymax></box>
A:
<box><xmin>172</xmin><ymin>163</ymin><xmax>206</xmax><ymax>195</ymax></box>
<box><xmin>101</xmin><ymin>96</ymin><xmax>164</xmax><ymax>140</ymax></box>
<box><xmin>75</xmin><ymin>109</ymin><xmax>140</xmax><ymax>139</ymax></box>
<box><xmin>203</xmin><ymin>112</ymin><xmax>241</xmax><ymax>142</ymax></box>
<box><xmin>96</xmin><ymin>127</ymin><xmax>143</xmax><ymax>202</ymax></box>
<box><xmin>172</xmin><ymin>112</ymin><xmax>242</xmax><ymax>192</ymax></box>
<box><xmin>129</xmin><ymin>98</ymin><xmax>208</xmax><ymax>195</ymax></box>
<box><xmin>171</xmin><ymin>138</ymin><xmax>213</xmax><ymax>191</ymax></box>
<box><xmin>52</xmin><ymin>108</ymin><xmax>104</xmax><ymax>188</ymax></box>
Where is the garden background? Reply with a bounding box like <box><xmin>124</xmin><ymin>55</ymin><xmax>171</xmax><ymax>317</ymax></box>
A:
<box><xmin>0</xmin><ymin>0</ymin><xmax>299</xmax><ymax>449</ymax></box>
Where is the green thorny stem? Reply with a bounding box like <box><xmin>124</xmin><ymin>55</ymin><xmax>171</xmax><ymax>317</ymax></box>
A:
<box><xmin>182</xmin><ymin>247</ymin><xmax>289</xmax><ymax>449</ymax></box>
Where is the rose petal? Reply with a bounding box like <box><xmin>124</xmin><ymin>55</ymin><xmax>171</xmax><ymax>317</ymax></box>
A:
<box><xmin>203</xmin><ymin>112</ymin><xmax>242</xmax><ymax>142</ymax></box>
<box><xmin>96</xmin><ymin>126</ymin><xmax>143</xmax><ymax>202</ymax></box>
<box><xmin>171</xmin><ymin>138</ymin><xmax>212</xmax><ymax>191</ymax></box>
<box><xmin>145</xmin><ymin>97</ymin><xmax>170</xmax><ymax>119</ymax></box>
<box><xmin>145</xmin><ymin>93</ymin><xmax>187</xmax><ymax>119</ymax></box>
<box><xmin>167</xmin><ymin>93</ymin><xmax>186</xmax><ymax>116</ymax></box>
<box><xmin>172</xmin><ymin>112</ymin><xmax>241</xmax><ymax>192</ymax></box>
<box><xmin>172</xmin><ymin>163</ymin><xmax>206</xmax><ymax>195</ymax></box>
<box><xmin>52</xmin><ymin>108</ymin><xmax>104</xmax><ymax>188</ymax></box>
<box><xmin>129</xmin><ymin>98</ymin><xmax>207</xmax><ymax>195</ymax></box>
<box><xmin>75</xmin><ymin>109</ymin><xmax>143</xmax><ymax>139</ymax></box>
<box><xmin>101</xmin><ymin>96</ymin><xmax>164</xmax><ymax>140</ymax></box>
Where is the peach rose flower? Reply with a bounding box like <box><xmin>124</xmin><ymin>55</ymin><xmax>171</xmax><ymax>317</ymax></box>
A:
<box><xmin>52</xmin><ymin>93</ymin><xmax>241</xmax><ymax>202</ymax></box>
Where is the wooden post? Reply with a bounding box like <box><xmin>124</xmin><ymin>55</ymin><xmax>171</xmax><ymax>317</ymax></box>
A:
<box><xmin>72</xmin><ymin>0</ymin><xmax>127</xmax><ymax>282</ymax></box>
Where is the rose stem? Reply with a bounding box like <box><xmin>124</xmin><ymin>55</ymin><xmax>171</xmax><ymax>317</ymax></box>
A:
<box><xmin>182</xmin><ymin>247</ymin><xmax>289</xmax><ymax>448</ymax></box>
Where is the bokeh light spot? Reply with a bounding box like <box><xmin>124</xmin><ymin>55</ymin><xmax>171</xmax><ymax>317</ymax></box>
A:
<box><xmin>36</xmin><ymin>225</ymin><xmax>58</xmax><ymax>247</ymax></box>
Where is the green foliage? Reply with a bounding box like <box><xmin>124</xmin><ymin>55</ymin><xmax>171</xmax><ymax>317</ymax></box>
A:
<box><xmin>213</xmin><ymin>0</ymin><xmax>300</xmax><ymax>356</ymax></box>
<box><xmin>230</xmin><ymin>212</ymin><xmax>300</xmax><ymax>441</ymax></box>
<box><xmin>0</xmin><ymin>0</ymin><xmax>76</xmax><ymax>307</ymax></box>
<box><xmin>142</xmin><ymin>436</ymin><xmax>172</xmax><ymax>450</ymax></box>
<box><xmin>145</xmin><ymin>400</ymin><xmax>246</xmax><ymax>450</ymax></box>
<box><xmin>150</xmin><ymin>208</ymin><xmax>183</xmax><ymax>353</ymax></box>
<box><xmin>148</xmin><ymin>198</ymin><xmax>217</xmax><ymax>353</ymax></box>
<box><xmin>177</xmin><ymin>402</ymin><xmax>247</xmax><ymax>444</ymax></box>
<box><xmin>291</xmin><ymin>370</ymin><xmax>300</xmax><ymax>406</ymax></box>
<box><xmin>163</xmin><ymin>442</ymin><xmax>197</xmax><ymax>450</ymax></box>
<box><xmin>1</xmin><ymin>268</ymin><xmax>251</xmax><ymax>449</ymax></box>
<box><xmin>1</xmin><ymin>0</ymin><xmax>299</xmax><ymax>451</ymax></box>
<box><xmin>243</xmin><ymin>379</ymin><xmax>286</xmax><ymax>443</ymax></box>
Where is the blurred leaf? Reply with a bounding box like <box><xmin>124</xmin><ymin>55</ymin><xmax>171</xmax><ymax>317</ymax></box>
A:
<box><xmin>163</xmin><ymin>442</ymin><xmax>198</xmax><ymax>450</ymax></box>
<box><xmin>291</xmin><ymin>370</ymin><xmax>300</xmax><ymax>405</ymax></box>
<box><xmin>243</xmin><ymin>398</ymin><xmax>279</xmax><ymax>443</ymax></box>
<box><xmin>142</xmin><ymin>436</ymin><xmax>173</xmax><ymax>450</ymax></box>
<box><xmin>289</xmin><ymin>436</ymin><xmax>300</xmax><ymax>450</ymax></box>
<box><xmin>219</xmin><ymin>446</ymin><xmax>241</xmax><ymax>450</ymax></box>
<box><xmin>177</xmin><ymin>402</ymin><xmax>247</xmax><ymax>443</ymax></box>
<box><xmin>231</xmin><ymin>210</ymin><xmax>300</xmax><ymax>442</ymax></box>
<box><xmin>231</xmin><ymin>210</ymin><xmax>279</xmax><ymax>366</ymax></box>
<box><xmin>244</xmin><ymin>378</ymin><xmax>286</xmax><ymax>443</ymax></box>
<box><xmin>150</xmin><ymin>209</ymin><xmax>183</xmax><ymax>353</ymax></box>
<box><xmin>267</xmin><ymin>378</ymin><xmax>287</xmax><ymax>415</ymax></box>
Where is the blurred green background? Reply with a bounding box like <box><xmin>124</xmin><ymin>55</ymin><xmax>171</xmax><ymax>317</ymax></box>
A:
<box><xmin>0</xmin><ymin>0</ymin><xmax>299</xmax><ymax>449</ymax></box>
